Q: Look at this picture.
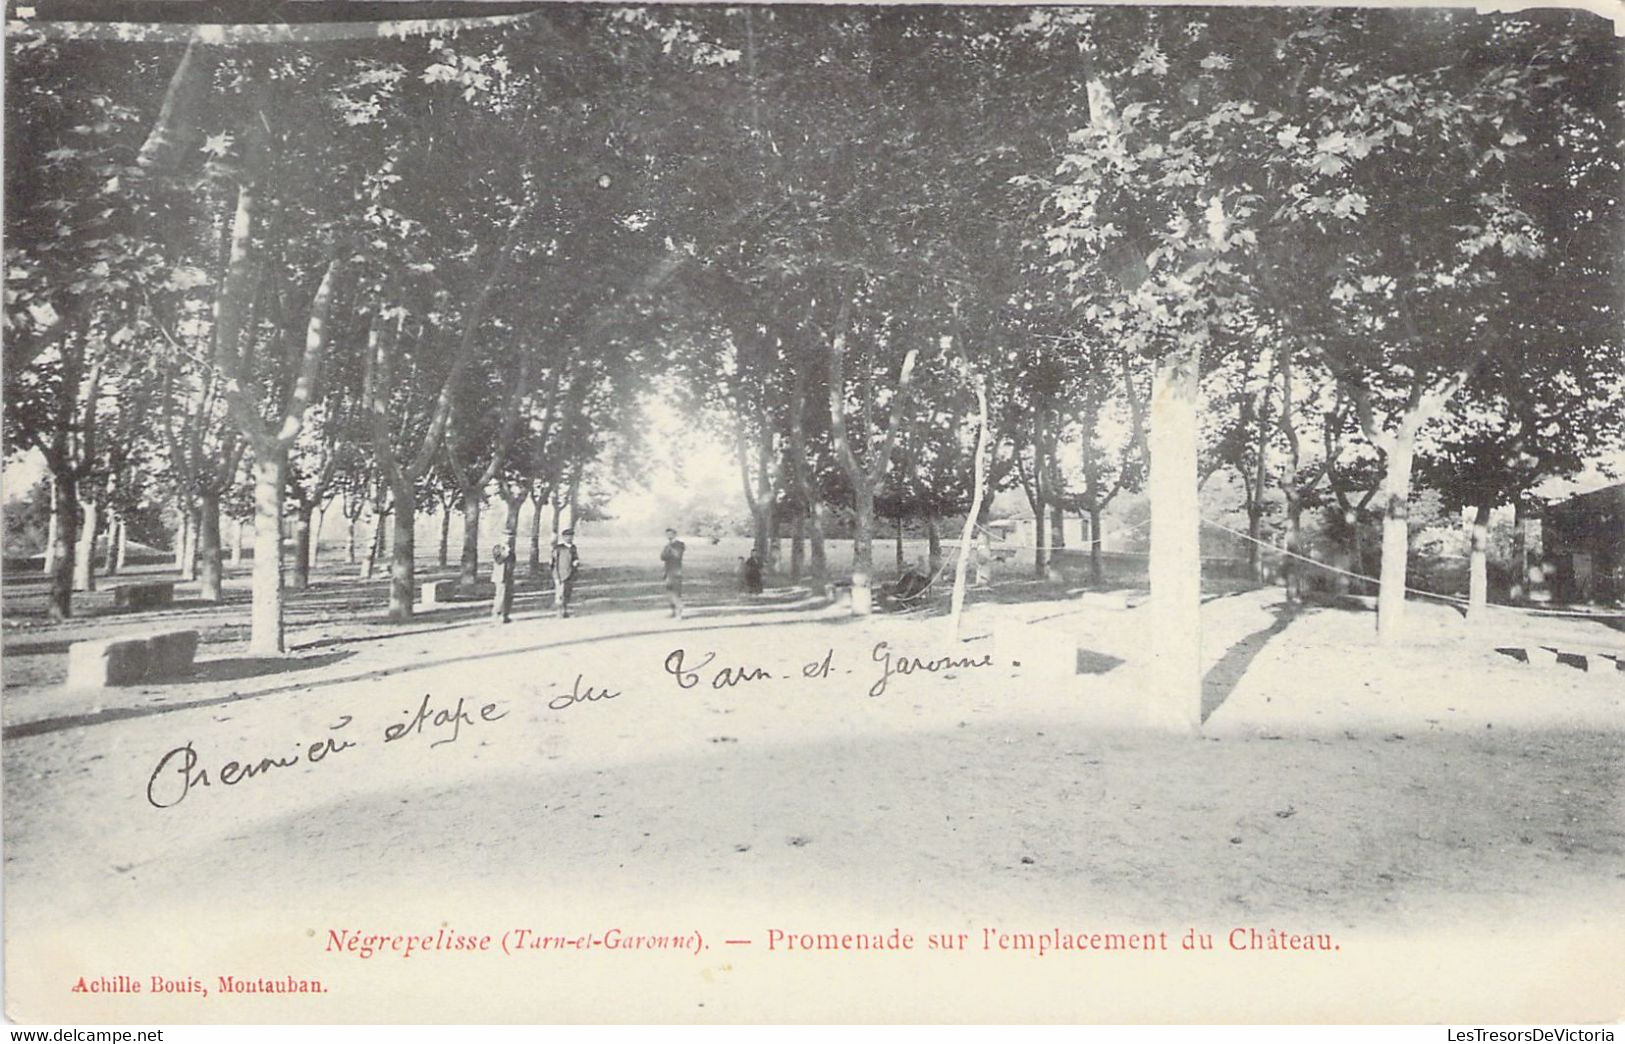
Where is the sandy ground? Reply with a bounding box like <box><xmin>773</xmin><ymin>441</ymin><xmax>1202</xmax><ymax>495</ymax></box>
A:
<box><xmin>3</xmin><ymin>548</ymin><xmax>1623</xmax><ymax>1024</ymax></box>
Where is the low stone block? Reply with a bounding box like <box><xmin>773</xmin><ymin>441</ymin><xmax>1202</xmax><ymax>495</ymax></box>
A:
<box><xmin>147</xmin><ymin>631</ymin><xmax>200</xmax><ymax>676</ymax></box>
<box><xmin>113</xmin><ymin>582</ymin><xmax>175</xmax><ymax>610</ymax></box>
<box><xmin>419</xmin><ymin>579</ymin><xmax>458</xmax><ymax>607</ymax></box>
<box><xmin>64</xmin><ymin>629</ymin><xmax>198</xmax><ymax>689</ymax></box>
<box><xmin>65</xmin><ymin>638</ymin><xmax>147</xmax><ymax>688</ymax></box>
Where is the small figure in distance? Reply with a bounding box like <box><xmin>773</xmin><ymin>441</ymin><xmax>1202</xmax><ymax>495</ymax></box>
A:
<box><xmin>491</xmin><ymin>542</ymin><xmax>516</xmax><ymax>624</ymax></box>
<box><xmin>552</xmin><ymin>528</ymin><xmax>580</xmax><ymax>618</ymax></box>
<box><xmin>661</xmin><ymin>527</ymin><xmax>686</xmax><ymax>619</ymax></box>
<box><xmin>743</xmin><ymin>550</ymin><xmax>764</xmax><ymax>595</ymax></box>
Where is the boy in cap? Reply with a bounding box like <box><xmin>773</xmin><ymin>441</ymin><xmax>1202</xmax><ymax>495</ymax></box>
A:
<box><xmin>552</xmin><ymin>528</ymin><xmax>580</xmax><ymax>618</ymax></box>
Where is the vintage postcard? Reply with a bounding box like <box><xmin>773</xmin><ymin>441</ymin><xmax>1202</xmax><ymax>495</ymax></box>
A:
<box><xmin>3</xmin><ymin>0</ymin><xmax>1622</xmax><ymax>1027</ymax></box>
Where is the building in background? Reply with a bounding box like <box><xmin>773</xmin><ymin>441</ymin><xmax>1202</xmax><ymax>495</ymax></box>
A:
<box><xmin>1542</xmin><ymin>482</ymin><xmax>1625</xmax><ymax>605</ymax></box>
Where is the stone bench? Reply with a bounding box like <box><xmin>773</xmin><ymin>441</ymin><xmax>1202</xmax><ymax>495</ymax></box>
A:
<box><xmin>419</xmin><ymin>579</ymin><xmax>458</xmax><ymax>608</ymax></box>
<box><xmin>65</xmin><ymin>630</ymin><xmax>199</xmax><ymax>689</ymax></box>
<box><xmin>113</xmin><ymin>581</ymin><xmax>175</xmax><ymax>610</ymax></box>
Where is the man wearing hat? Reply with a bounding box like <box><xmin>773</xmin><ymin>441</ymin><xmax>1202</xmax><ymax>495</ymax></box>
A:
<box><xmin>551</xmin><ymin>528</ymin><xmax>581</xmax><ymax>618</ymax></box>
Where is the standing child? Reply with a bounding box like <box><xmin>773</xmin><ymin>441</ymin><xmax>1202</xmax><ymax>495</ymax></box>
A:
<box><xmin>551</xmin><ymin>528</ymin><xmax>580</xmax><ymax>618</ymax></box>
<box><xmin>661</xmin><ymin>527</ymin><xmax>686</xmax><ymax>619</ymax></box>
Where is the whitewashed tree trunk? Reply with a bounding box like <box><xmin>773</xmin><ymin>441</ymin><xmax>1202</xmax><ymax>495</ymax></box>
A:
<box><xmin>249</xmin><ymin>454</ymin><xmax>287</xmax><ymax>655</ymax></box>
<box><xmin>43</xmin><ymin>482</ymin><xmax>59</xmax><ymax>577</ymax></box>
<box><xmin>1511</xmin><ymin>500</ymin><xmax>1530</xmax><ymax>600</ymax></box>
<box><xmin>310</xmin><ymin>501</ymin><xmax>326</xmax><ymax>570</ymax></box>
<box><xmin>72</xmin><ymin>497</ymin><xmax>99</xmax><ymax>592</ymax></box>
<box><xmin>851</xmin><ymin>490</ymin><xmax>875</xmax><ymax>616</ymax></box>
<box><xmin>112</xmin><ymin>515</ymin><xmax>129</xmax><ymax>574</ymax></box>
<box><xmin>1147</xmin><ymin>344</ymin><xmax>1202</xmax><ymax>732</ymax></box>
<box><xmin>103</xmin><ymin>514</ymin><xmax>120</xmax><ymax>577</ymax></box>
<box><xmin>808</xmin><ymin>501</ymin><xmax>828</xmax><ymax>596</ymax></box>
<box><xmin>950</xmin><ymin>372</ymin><xmax>989</xmax><ymax>641</ymax></box>
<box><xmin>1375</xmin><ymin>431</ymin><xmax>1416</xmax><ymax>644</ymax></box>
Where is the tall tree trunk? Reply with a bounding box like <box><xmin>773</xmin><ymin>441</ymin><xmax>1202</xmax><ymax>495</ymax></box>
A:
<box><xmin>1147</xmin><ymin>344</ymin><xmax>1202</xmax><ymax>732</ymax></box>
<box><xmin>310</xmin><ymin>501</ymin><xmax>326</xmax><ymax>571</ymax></box>
<box><xmin>851</xmin><ymin>488</ymin><xmax>875</xmax><ymax>616</ymax></box>
<box><xmin>895</xmin><ymin>514</ymin><xmax>905</xmax><ymax>572</ymax></box>
<box><xmin>927</xmin><ymin>517</ymin><xmax>942</xmax><ymax>578</ymax></box>
<box><xmin>1089</xmin><ymin>504</ymin><xmax>1104</xmax><ymax>585</ymax></box>
<box><xmin>43</xmin><ymin>481</ymin><xmax>59</xmax><ymax>577</ymax></box>
<box><xmin>1282</xmin><ymin>494</ymin><xmax>1303</xmax><ymax>602</ymax></box>
<box><xmin>177</xmin><ymin>506</ymin><xmax>196</xmax><ymax>579</ymax></box>
<box><xmin>527</xmin><ymin>498</ymin><xmax>544</xmax><ymax>578</ymax></box>
<box><xmin>752</xmin><ymin>505</ymin><xmax>771</xmax><ymax>564</ymax></box>
<box><xmin>438</xmin><ymin>508</ymin><xmax>452</xmax><ymax>568</ymax></box>
<box><xmin>459</xmin><ymin>492</ymin><xmax>481</xmax><ymax>586</ymax></box>
<box><xmin>973</xmin><ymin>498</ymin><xmax>993</xmax><ymax>587</ymax></box>
<box><xmin>790</xmin><ymin>511</ymin><xmax>805</xmax><ymax>583</ymax></box>
<box><xmin>249</xmin><ymin>454</ymin><xmax>287</xmax><ymax>654</ymax></box>
<box><xmin>196</xmin><ymin>491</ymin><xmax>224</xmax><ymax>602</ymax></box>
<box><xmin>1032</xmin><ymin>438</ymin><xmax>1048</xmax><ymax>578</ymax></box>
<box><xmin>100</xmin><ymin>514</ymin><xmax>118</xmax><ymax>576</ymax></box>
<box><xmin>1467</xmin><ymin>502</ymin><xmax>1491</xmax><ymax>622</ymax></box>
<box><xmin>113</xmin><ymin>517</ymin><xmax>129</xmax><ymax>572</ymax></box>
<box><xmin>1246</xmin><ymin>503</ymin><xmax>1264</xmax><ymax>583</ymax></box>
<box><xmin>289</xmin><ymin>503</ymin><xmax>313</xmax><ymax>591</ymax></box>
<box><xmin>950</xmin><ymin>369</ymin><xmax>989</xmax><ymax>640</ymax></box>
<box><xmin>346</xmin><ymin>518</ymin><xmax>358</xmax><ymax>564</ymax></box>
<box><xmin>1511</xmin><ymin>499</ymin><xmax>1529</xmax><ymax>601</ymax></box>
<box><xmin>1375</xmin><ymin>432</ymin><xmax>1416</xmax><ymax>644</ymax></box>
<box><xmin>47</xmin><ymin>472</ymin><xmax>78</xmax><ymax>619</ymax></box>
<box><xmin>389</xmin><ymin>501</ymin><xmax>416</xmax><ymax>621</ymax></box>
<box><xmin>1344</xmin><ymin>513</ymin><xmax>1364</xmax><ymax>595</ymax></box>
<box><xmin>1050</xmin><ymin>500</ymin><xmax>1066</xmax><ymax>552</ymax></box>
<box><xmin>72</xmin><ymin>496</ymin><xmax>99</xmax><ymax>592</ymax></box>
<box><xmin>808</xmin><ymin>501</ymin><xmax>828</xmax><ymax>597</ymax></box>
<box><xmin>363</xmin><ymin>511</ymin><xmax>385</xmax><ymax>580</ymax></box>
<box><xmin>230</xmin><ymin>518</ymin><xmax>244</xmax><ymax>565</ymax></box>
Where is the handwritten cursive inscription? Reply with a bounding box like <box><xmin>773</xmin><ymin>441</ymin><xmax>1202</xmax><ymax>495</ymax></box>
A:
<box><xmin>868</xmin><ymin>641</ymin><xmax>994</xmax><ymax>698</ymax></box>
<box><xmin>548</xmin><ymin>673</ymin><xmax>622</xmax><ymax>711</ymax></box>
<box><xmin>147</xmin><ymin>695</ymin><xmax>508</xmax><ymax>810</ymax></box>
<box><xmin>146</xmin><ymin>716</ymin><xmax>358</xmax><ymax>809</ymax></box>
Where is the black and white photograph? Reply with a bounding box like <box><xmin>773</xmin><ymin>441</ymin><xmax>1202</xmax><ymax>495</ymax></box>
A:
<box><xmin>2</xmin><ymin>0</ymin><xmax>1622</xmax><ymax>1028</ymax></box>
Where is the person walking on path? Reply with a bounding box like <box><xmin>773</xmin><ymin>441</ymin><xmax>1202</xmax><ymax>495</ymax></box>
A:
<box><xmin>661</xmin><ymin>527</ymin><xmax>686</xmax><ymax>619</ymax></box>
<box><xmin>552</xmin><ymin>528</ymin><xmax>580</xmax><ymax>618</ymax></box>
<box><xmin>491</xmin><ymin>542</ymin><xmax>516</xmax><ymax>623</ymax></box>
